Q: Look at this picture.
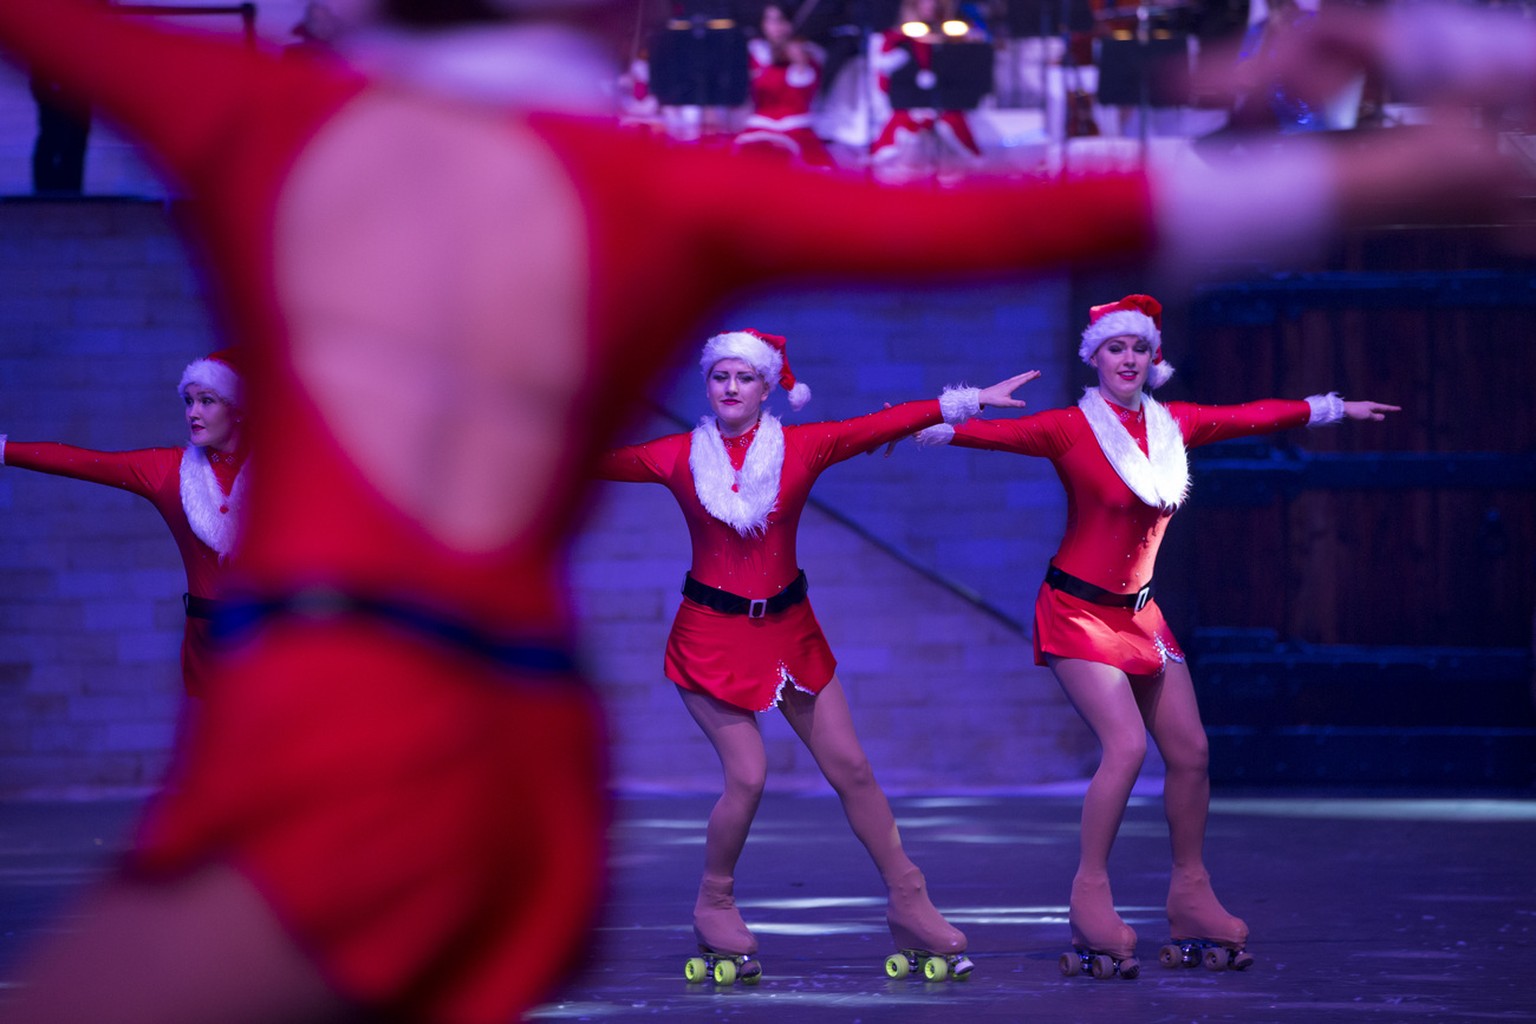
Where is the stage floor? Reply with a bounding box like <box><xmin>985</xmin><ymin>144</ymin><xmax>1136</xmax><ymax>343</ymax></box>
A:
<box><xmin>2</xmin><ymin>789</ymin><xmax>1533</xmax><ymax>1022</ymax></box>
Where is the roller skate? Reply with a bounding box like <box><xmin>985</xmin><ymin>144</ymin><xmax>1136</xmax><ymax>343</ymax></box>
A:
<box><xmin>882</xmin><ymin>867</ymin><xmax>973</xmax><ymax>982</ymax></box>
<box><xmin>1160</xmin><ymin>869</ymin><xmax>1253</xmax><ymax>973</ymax></box>
<box><xmin>1060</xmin><ymin>875</ymin><xmax>1140</xmax><ymax>980</ymax></box>
<box><xmin>683</xmin><ymin>876</ymin><xmax>762</xmax><ymax>986</ymax></box>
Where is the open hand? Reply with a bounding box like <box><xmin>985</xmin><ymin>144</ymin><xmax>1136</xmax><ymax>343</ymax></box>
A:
<box><xmin>1342</xmin><ymin>400</ymin><xmax>1400</xmax><ymax>422</ymax></box>
<box><xmin>978</xmin><ymin>370</ymin><xmax>1041</xmax><ymax>410</ymax></box>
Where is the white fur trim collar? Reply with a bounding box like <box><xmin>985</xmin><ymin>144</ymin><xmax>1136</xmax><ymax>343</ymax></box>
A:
<box><xmin>180</xmin><ymin>447</ymin><xmax>245</xmax><ymax>560</ymax></box>
<box><xmin>1078</xmin><ymin>388</ymin><xmax>1189</xmax><ymax>510</ymax></box>
<box><xmin>689</xmin><ymin>414</ymin><xmax>784</xmax><ymax>536</ymax></box>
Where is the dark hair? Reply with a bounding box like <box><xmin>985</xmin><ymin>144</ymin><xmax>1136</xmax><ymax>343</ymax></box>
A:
<box><xmin>382</xmin><ymin>0</ymin><xmax>506</xmax><ymax>27</ymax></box>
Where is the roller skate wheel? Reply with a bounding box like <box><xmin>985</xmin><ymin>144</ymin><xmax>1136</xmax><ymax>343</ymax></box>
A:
<box><xmin>1059</xmin><ymin>951</ymin><xmax>1081</xmax><ymax>977</ymax></box>
<box><xmin>740</xmin><ymin>958</ymin><xmax>763</xmax><ymax>985</ymax></box>
<box><xmin>683</xmin><ymin>956</ymin><xmax>709</xmax><ymax>983</ymax></box>
<box><xmin>714</xmin><ymin>958</ymin><xmax>738</xmax><ymax>985</ymax></box>
<box><xmin>1118</xmin><ymin>956</ymin><xmax>1141</xmax><ymax>980</ymax></box>
<box><xmin>1202</xmin><ymin>947</ymin><xmax>1227</xmax><ymax>972</ymax></box>
<box><xmin>885</xmin><ymin>952</ymin><xmax>914</xmax><ymax>978</ymax></box>
<box><xmin>1231</xmin><ymin>949</ymin><xmax>1255</xmax><ymax>971</ymax></box>
<box><xmin>1159</xmin><ymin>943</ymin><xmax>1180</xmax><ymax>968</ymax></box>
<box><xmin>1089</xmin><ymin>954</ymin><xmax>1115</xmax><ymax>979</ymax></box>
<box><xmin>922</xmin><ymin>956</ymin><xmax>949</xmax><ymax>982</ymax></box>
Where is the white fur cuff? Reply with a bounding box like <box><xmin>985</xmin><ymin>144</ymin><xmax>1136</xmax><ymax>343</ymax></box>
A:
<box><xmin>1306</xmin><ymin>392</ymin><xmax>1344</xmax><ymax>427</ymax></box>
<box><xmin>0</xmin><ymin>434</ymin><xmax>7</xmax><ymax>465</ymax></box>
<box><xmin>915</xmin><ymin>424</ymin><xmax>956</xmax><ymax>446</ymax></box>
<box><xmin>939</xmin><ymin>386</ymin><xmax>981</xmax><ymax>424</ymax></box>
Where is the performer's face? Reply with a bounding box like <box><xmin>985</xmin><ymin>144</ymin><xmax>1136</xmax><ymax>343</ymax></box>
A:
<box><xmin>762</xmin><ymin>5</ymin><xmax>793</xmax><ymax>46</ymax></box>
<box><xmin>1091</xmin><ymin>334</ymin><xmax>1153</xmax><ymax>406</ymax></box>
<box><xmin>707</xmin><ymin>358</ymin><xmax>770</xmax><ymax>435</ymax></box>
<box><xmin>184</xmin><ymin>385</ymin><xmax>240</xmax><ymax>452</ymax></box>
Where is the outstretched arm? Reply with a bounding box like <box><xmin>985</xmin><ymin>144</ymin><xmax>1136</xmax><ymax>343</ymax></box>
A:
<box><xmin>1</xmin><ymin>439</ymin><xmax>171</xmax><ymax>498</ymax></box>
<box><xmin>1179</xmin><ymin>393</ymin><xmax>1398</xmax><ymax>449</ymax></box>
<box><xmin>831</xmin><ymin>370</ymin><xmax>1044</xmax><ymax>463</ymax></box>
<box><xmin>593</xmin><ymin>436</ymin><xmax>677</xmax><ymax>484</ymax></box>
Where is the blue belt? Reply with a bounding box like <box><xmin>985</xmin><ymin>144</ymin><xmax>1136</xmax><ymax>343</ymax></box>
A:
<box><xmin>214</xmin><ymin>587</ymin><xmax>580</xmax><ymax>678</ymax></box>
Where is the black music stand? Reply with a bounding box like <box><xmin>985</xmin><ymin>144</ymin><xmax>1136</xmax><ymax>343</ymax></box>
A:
<box><xmin>1095</xmin><ymin>35</ymin><xmax>1190</xmax><ymax>108</ymax></box>
<box><xmin>1004</xmin><ymin>0</ymin><xmax>1093</xmax><ymax>39</ymax></box>
<box><xmin>649</xmin><ymin>19</ymin><xmax>751</xmax><ymax>106</ymax></box>
<box><xmin>888</xmin><ymin>41</ymin><xmax>994</xmax><ymax>110</ymax></box>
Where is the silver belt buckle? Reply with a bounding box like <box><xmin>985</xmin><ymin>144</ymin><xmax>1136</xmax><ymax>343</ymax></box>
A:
<box><xmin>1133</xmin><ymin>585</ymin><xmax>1152</xmax><ymax>613</ymax></box>
<box><xmin>748</xmin><ymin>598</ymin><xmax>768</xmax><ymax>619</ymax></box>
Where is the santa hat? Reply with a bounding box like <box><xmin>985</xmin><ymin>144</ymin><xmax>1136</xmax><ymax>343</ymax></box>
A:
<box><xmin>699</xmin><ymin>329</ymin><xmax>812</xmax><ymax>410</ymax></box>
<box><xmin>178</xmin><ymin>347</ymin><xmax>243</xmax><ymax>406</ymax></box>
<box><xmin>1078</xmin><ymin>293</ymin><xmax>1175</xmax><ymax>389</ymax></box>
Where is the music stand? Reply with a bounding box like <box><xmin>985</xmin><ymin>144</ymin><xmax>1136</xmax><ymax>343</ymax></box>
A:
<box><xmin>649</xmin><ymin>19</ymin><xmax>751</xmax><ymax>107</ymax></box>
<box><xmin>888</xmin><ymin>41</ymin><xmax>994</xmax><ymax>110</ymax></box>
<box><xmin>1004</xmin><ymin>0</ymin><xmax>1093</xmax><ymax>38</ymax></box>
<box><xmin>1095</xmin><ymin>35</ymin><xmax>1189</xmax><ymax>108</ymax></box>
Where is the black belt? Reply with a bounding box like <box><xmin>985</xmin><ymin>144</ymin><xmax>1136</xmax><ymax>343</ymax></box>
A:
<box><xmin>1045</xmin><ymin>565</ymin><xmax>1153</xmax><ymax>613</ymax></box>
<box><xmin>682</xmin><ymin>570</ymin><xmax>808</xmax><ymax>619</ymax></box>
<box><xmin>183</xmin><ymin>593</ymin><xmax>223</xmax><ymax>620</ymax></box>
<box><xmin>212</xmin><ymin>588</ymin><xmax>581</xmax><ymax>678</ymax></box>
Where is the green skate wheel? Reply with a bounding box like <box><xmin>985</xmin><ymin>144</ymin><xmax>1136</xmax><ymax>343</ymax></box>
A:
<box><xmin>885</xmin><ymin>953</ymin><xmax>911</xmax><ymax>978</ymax></box>
<box><xmin>713</xmin><ymin>958</ymin><xmax>738</xmax><ymax>985</ymax></box>
<box><xmin>683</xmin><ymin>956</ymin><xmax>708</xmax><ymax>983</ymax></box>
<box><xmin>923</xmin><ymin>956</ymin><xmax>949</xmax><ymax>981</ymax></box>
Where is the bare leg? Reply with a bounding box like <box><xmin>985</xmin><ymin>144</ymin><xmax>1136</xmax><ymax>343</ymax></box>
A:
<box><xmin>677</xmin><ymin>686</ymin><xmax>766</xmax><ymax>955</ymax></box>
<box><xmin>780</xmin><ymin>677</ymin><xmax>964</xmax><ymax>955</ymax></box>
<box><xmin>1</xmin><ymin>862</ymin><xmax>360</xmax><ymax>1024</ymax></box>
<box><xmin>1138</xmin><ymin>660</ymin><xmax>1247</xmax><ymax>947</ymax></box>
<box><xmin>1048</xmin><ymin>656</ymin><xmax>1147</xmax><ymax>959</ymax></box>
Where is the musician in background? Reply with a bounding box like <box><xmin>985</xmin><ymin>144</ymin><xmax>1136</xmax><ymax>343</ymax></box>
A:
<box><xmin>736</xmin><ymin>1</ymin><xmax>838</xmax><ymax>166</ymax></box>
<box><xmin>870</xmin><ymin>0</ymin><xmax>985</xmax><ymax>163</ymax></box>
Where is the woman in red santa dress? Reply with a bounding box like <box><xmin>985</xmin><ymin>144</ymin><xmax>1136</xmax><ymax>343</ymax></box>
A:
<box><xmin>735</xmin><ymin>2</ymin><xmax>836</xmax><ymax>168</ymax></box>
<box><xmin>917</xmin><ymin>294</ymin><xmax>1399</xmax><ymax>978</ymax></box>
<box><xmin>598</xmin><ymin>329</ymin><xmax>1038</xmax><ymax>983</ymax></box>
<box><xmin>0</xmin><ymin>350</ymin><xmax>246</xmax><ymax>699</ymax></box>
<box><xmin>870</xmin><ymin>0</ymin><xmax>983</xmax><ymax>164</ymax></box>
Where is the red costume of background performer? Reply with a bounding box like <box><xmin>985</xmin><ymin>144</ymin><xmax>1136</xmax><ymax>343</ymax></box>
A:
<box><xmin>0</xmin><ymin>351</ymin><xmax>246</xmax><ymax>698</ymax></box>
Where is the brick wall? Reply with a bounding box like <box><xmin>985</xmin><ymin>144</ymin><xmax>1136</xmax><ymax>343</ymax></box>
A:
<box><xmin>0</xmin><ymin>200</ymin><xmax>213</xmax><ymax>795</ymax></box>
<box><xmin>0</xmin><ymin>201</ymin><xmax>1102</xmax><ymax>798</ymax></box>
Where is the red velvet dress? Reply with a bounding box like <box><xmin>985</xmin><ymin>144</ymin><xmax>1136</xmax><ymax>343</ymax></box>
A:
<box><xmin>0</xmin><ymin>4</ymin><xmax>1155</xmax><ymax>1021</ymax></box>
<box><xmin>1</xmin><ymin>442</ymin><xmax>241</xmax><ymax>697</ymax></box>
<box><xmin>738</xmin><ymin>38</ymin><xmax>835</xmax><ymax>167</ymax></box>
<box><xmin>949</xmin><ymin>396</ymin><xmax>1311</xmax><ymax>674</ymax></box>
<box><xmin>599</xmin><ymin>401</ymin><xmax>944</xmax><ymax>711</ymax></box>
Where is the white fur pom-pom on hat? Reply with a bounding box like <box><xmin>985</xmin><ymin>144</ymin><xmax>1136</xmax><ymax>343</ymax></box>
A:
<box><xmin>178</xmin><ymin>347</ymin><xmax>243</xmax><ymax>406</ymax></box>
<box><xmin>1078</xmin><ymin>294</ymin><xmax>1175</xmax><ymax>389</ymax></box>
<box><xmin>699</xmin><ymin>329</ymin><xmax>812</xmax><ymax>409</ymax></box>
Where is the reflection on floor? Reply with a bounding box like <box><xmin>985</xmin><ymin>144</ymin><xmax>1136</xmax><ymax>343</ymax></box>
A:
<box><xmin>2</xmin><ymin>791</ymin><xmax>1532</xmax><ymax>1022</ymax></box>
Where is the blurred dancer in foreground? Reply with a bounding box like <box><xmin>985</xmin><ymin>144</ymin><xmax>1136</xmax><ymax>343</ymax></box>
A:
<box><xmin>0</xmin><ymin>0</ymin><xmax>1516</xmax><ymax>1021</ymax></box>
